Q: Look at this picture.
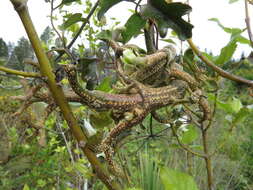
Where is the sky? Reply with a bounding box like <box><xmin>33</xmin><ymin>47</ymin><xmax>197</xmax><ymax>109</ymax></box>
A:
<box><xmin>0</xmin><ymin>0</ymin><xmax>252</xmax><ymax>57</ymax></box>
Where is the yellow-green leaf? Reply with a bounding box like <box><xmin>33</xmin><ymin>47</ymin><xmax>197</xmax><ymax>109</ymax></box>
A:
<box><xmin>23</xmin><ymin>184</ymin><xmax>30</xmax><ymax>190</ymax></box>
<box><xmin>181</xmin><ymin>124</ymin><xmax>199</xmax><ymax>144</ymax></box>
<box><xmin>160</xmin><ymin>167</ymin><xmax>199</xmax><ymax>190</ymax></box>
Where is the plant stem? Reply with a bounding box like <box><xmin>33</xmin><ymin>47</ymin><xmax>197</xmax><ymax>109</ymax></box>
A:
<box><xmin>0</xmin><ymin>66</ymin><xmax>41</xmax><ymax>78</ymax></box>
<box><xmin>188</xmin><ymin>39</ymin><xmax>253</xmax><ymax>87</ymax></box>
<box><xmin>144</xmin><ymin>21</ymin><xmax>157</xmax><ymax>54</ymax></box>
<box><xmin>186</xmin><ymin>152</ymin><xmax>193</xmax><ymax>175</ymax></box>
<box><xmin>244</xmin><ymin>0</ymin><xmax>253</xmax><ymax>47</ymax></box>
<box><xmin>201</xmin><ymin>129</ymin><xmax>214</xmax><ymax>190</ymax></box>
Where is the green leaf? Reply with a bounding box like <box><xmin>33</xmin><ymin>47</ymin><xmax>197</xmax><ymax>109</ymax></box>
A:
<box><xmin>212</xmin><ymin>18</ymin><xmax>248</xmax><ymax>65</ymax></box>
<box><xmin>23</xmin><ymin>184</ymin><xmax>30</xmax><ymax>190</ymax></box>
<box><xmin>37</xmin><ymin>179</ymin><xmax>46</xmax><ymax>188</ymax></box>
<box><xmin>209</xmin><ymin>18</ymin><xmax>242</xmax><ymax>35</ymax></box>
<box><xmin>160</xmin><ymin>38</ymin><xmax>176</xmax><ymax>44</ymax></box>
<box><xmin>121</xmin><ymin>49</ymin><xmax>137</xmax><ymax>64</ymax></box>
<box><xmin>233</xmin><ymin>34</ymin><xmax>251</xmax><ymax>45</ymax></box>
<box><xmin>181</xmin><ymin>124</ymin><xmax>199</xmax><ymax>144</ymax></box>
<box><xmin>209</xmin><ymin>95</ymin><xmax>243</xmax><ymax>114</ymax></box>
<box><xmin>121</xmin><ymin>49</ymin><xmax>146</xmax><ymax>67</ymax></box>
<box><xmin>219</xmin><ymin>102</ymin><xmax>233</xmax><ymax>113</ymax></box>
<box><xmin>232</xmin><ymin>107</ymin><xmax>249</xmax><ymax>125</ymax></box>
<box><xmin>122</xmin><ymin>13</ymin><xmax>146</xmax><ymax>43</ymax></box>
<box><xmin>183</xmin><ymin>48</ymin><xmax>194</xmax><ymax>64</ymax></box>
<box><xmin>95</xmin><ymin>77</ymin><xmax>113</xmax><ymax>92</ymax></box>
<box><xmin>98</xmin><ymin>0</ymin><xmax>124</xmax><ymax>20</ymax></box>
<box><xmin>215</xmin><ymin>40</ymin><xmax>237</xmax><ymax>65</ymax></box>
<box><xmin>229</xmin><ymin>0</ymin><xmax>240</xmax><ymax>3</ymax></box>
<box><xmin>160</xmin><ymin>167</ymin><xmax>199</xmax><ymax>190</ymax></box>
<box><xmin>62</xmin><ymin>13</ymin><xmax>83</xmax><ymax>29</ymax></box>
<box><xmin>169</xmin><ymin>143</ymin><xmax>181</xmax><ymax>149</ymax></box>
<box><xmin>208</xmin><ymin>94</ymin><xmax>231</xmax><ymax>113</ymax></box>
<box><xmin>157</xmin><ymin>19</ymin><xmax>170</xmax><ymax>38</ymax></box>
<box><xmin>61</xmin><ymin>0</ymin><xmax>79</xmax><ymax>5</ymax></box>
<box><xmin>209</xmin><ymin>19</ymin><xmax>251</xmax><ymax>47</ymax></box>
<box><xmin>229</xmin><ymin>97</ymin><xmax>243</xmax><ymax>113</ymax></box>
<box><xmin>149</xmin><ymin>1</ymin><xmax>191</xmax><ymax>17</ymax></box>
<box><xmin>202</xmin><ymin>52</ymin><xmax>217</xmax><ymax>62</ymax></box>
<box><xmin>96</xmin><ymin>30</ymin><xmax>113</xmax><ymax>41</ymax></box>
<box><xmin>140</xmin><ymin>2</ymin><xmax>193</xmax><ymax>40</ymax></box>
<box><xmin>90</xmin><ymin>111</ymin><xmax>114</xmax><ymax>129</ymax></box>
<box><xmin>73</xmin><ymin>162</ymin><xmax>88</xmax><ymax>177</ymax></box>
<box><xmin>189</xmin><ymin>145</ymin><xmax>203</xmax><ymax>151</ymax></box>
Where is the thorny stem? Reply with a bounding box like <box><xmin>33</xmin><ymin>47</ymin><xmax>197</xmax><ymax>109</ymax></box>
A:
<box><xmin>188</xmin><ymin>39</ymin><xmax>253</xmax><ymax>87</ymax></box>
<box><xmin>244</xmin><ymin>0</ymin><xmax>253</xmax><ymax>47</ymax></box>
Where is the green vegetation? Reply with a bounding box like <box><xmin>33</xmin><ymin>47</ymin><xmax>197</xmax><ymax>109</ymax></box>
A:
<box><xmin>0</xmin><ymin>0</ymin><xmax>253</xmax><ymax>190</ymax></box>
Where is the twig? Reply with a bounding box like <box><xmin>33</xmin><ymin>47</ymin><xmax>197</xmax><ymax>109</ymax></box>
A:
<box><xmin>12</xmin><ymin>84</ymin><xmax>44</xmax><ymax>117</ymax></box>
<box><xmin>149</xmin><ymin>115</ymin><xmax>153</xmax><ymax>137</ymax></box>
<box><xmin>50</xmin><ymin>0</ymin><xmax>66</xmax><ymax>48</ymax></box>
<box><xmin>186</xmin><ymin>0</ymin><xmax>191</xmax><ymax>23</ymax></box>
<box><xmin>153</xmin><ymin>23</ymin><xmax>159</xmax><ymax>50</ymax></box>
<box><xmin>135</xmin><ymin>0</ymin><xmax>142</xmax><ymax>13</ymax></box>
<box><xmin>53</xmin><ymin>2</ymin><xmax>62</xmax><ymax>10</ymax></box>
<box><xmin>188</xmin><ymin>39</ymin><xmax>253</xmax><ymax>87</ymax></box>
<box><xmin>144</xmin><ymin>21</ymin><xmax>157</xmax><ymax>54</ymax></box>
<box><xmin>48</xmin><ymin>47</ymin><xmax>74</xmax><ymax>61</ymax></box>
<box><xmin>201</xmin><ymin>124</ymin><xmax>214</xmax><ymax>190</ymax></box>
<box><xmin>244</xmin><ymin>0</ymin><xmax>253</xmax><ymax>47</ymax></box>
<box><xmin>0</xmin><ymin>66</ymin><xmax>41</xmax><ymax>78</ymax></box>
<box><xmin>204</xmin><ymin>91</ymin><xmax>217</xmax><ymax>131</ymax></box>
<box><xmin>56</xmin><ymin>121</ymin><xmax>75</xmax><ymax>163</ymax></box>
<box><xmin>23</xmin><ymin>59</ymin><xmax>40</xmax><ymax>68</ymax></box>
<box><xmin>183</xmin><ymin>103</ymin><xmax>202</xmax><ymax>119</ymax></box>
